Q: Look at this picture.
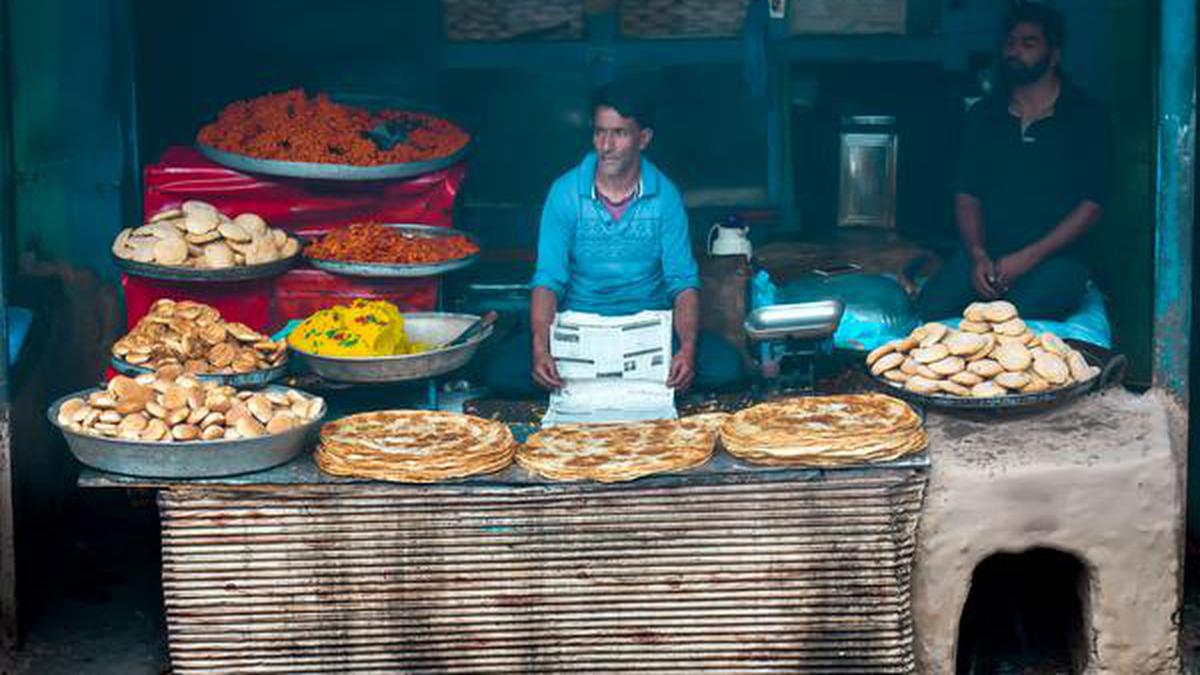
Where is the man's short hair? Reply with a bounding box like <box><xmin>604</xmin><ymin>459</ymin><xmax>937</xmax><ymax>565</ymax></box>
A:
<box><xmin>591</xmin><ymin>78</ymin><xmax>657</xmax><ymax>130</ymax></box>
<box><xmin>1004</xmin><ymin>2</ymin><xmax>1065</xmax><ymax>49</ymax></box>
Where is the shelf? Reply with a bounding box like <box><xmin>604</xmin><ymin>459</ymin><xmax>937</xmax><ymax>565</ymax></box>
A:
<box><xmin>443</xmin><ymin>38</ymin><xmax>743</xmax><ymax>70</ymax></box>
<box><xmin>443</xmin><ymin>35</ymin><xmax>954</xmax><ymax>71</ymax></box>
<box><xmin>776</xmin><ymin>34</ymin><xmax>948</xmax><ymax>63</ymax></box>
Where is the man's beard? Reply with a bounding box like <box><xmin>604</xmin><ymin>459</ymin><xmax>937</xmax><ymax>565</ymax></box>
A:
<box><xmin>597</xmin><ymin>154</ymin><xmax>631</xmax><ymax>177</ymax></box>
<box><xmin>1000</xmin><ymin>55</ymin><xmax>1053</xmax><ymax>87</ymax></box>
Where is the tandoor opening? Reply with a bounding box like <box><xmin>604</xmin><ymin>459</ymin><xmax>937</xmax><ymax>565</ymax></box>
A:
<box><xmin>955</xmin><ymin>547</ymin><xmax>1091</xmax><ymax>675</ymax></box>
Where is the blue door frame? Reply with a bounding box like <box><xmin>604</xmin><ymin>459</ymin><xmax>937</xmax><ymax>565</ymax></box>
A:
<box><xmin>1155</xmin><ymin>0</ymin><xmax>1196</xmax><ymax>537</ymax></box>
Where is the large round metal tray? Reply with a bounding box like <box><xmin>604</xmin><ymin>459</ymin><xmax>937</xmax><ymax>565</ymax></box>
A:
<box><xmin>195</xmin><ymin>94</ymin><xmax>470</xmax><ymax>181</ymax></box>
<box><xmin>197</xmin><ymin>142</ymin><xmax>470</xmax><ymax>182</ymax></box>
<box><xmin>48</xmin><ymin>386</ymin><xmax>326</xmax><ymax>478</ymax></box>
<box><xmin>112</xmin><ymin>249</ymin><xmax>301</xmax><ymax>282</ymax></box>
<box><xmin>110</xmin><ymin>356</ymin><xmax>288</xmax><ymax>388</ymax></box>
<box><xmin>869</xmin><ymin>350</ymin><xmax>1125</xmax><ymax>412</ymax></box>
<box><xmin>304</xmin><ymin>224</ymin><xmax>480</xmax><ymax>278</ymax></box>
<box><xmin>289</xmin><ymin>312</ymin><xmax>493</xmax><ymax>384</ymax></box>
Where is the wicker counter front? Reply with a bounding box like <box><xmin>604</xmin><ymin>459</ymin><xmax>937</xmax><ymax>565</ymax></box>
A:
<box><xmin>84</xmin><ymin>452</ymin><xmax>928</xmax><ymax>673</ymax></box>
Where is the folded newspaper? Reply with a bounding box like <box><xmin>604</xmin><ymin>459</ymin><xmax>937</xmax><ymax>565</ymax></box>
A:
<box><xmin>541</xmin><ymin>310</ymin><xmax>677</xmax><ymax>426</ymax></box>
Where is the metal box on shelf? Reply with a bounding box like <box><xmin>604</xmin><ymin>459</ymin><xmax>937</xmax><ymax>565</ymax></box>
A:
<box><xmin>838</xmin><ymin>115</ymin><xmax>899</xmax><ymax>229</ymax></box>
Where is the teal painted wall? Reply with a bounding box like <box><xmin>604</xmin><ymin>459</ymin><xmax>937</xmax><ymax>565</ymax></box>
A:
<box><xmin>9</xmin><ymin>0</ymin><xmax>134</xmax><ymax>277</ymax></box>
<box><xmin>1087</xmin><ymin>0</ymin><xmax>1156</xmax><ymax>387</ymax></box>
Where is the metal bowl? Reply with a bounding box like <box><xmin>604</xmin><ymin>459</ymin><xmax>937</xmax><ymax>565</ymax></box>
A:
<box><xmin>48</xmin><ymin>386</ymin><xmax>326</xmax><ymax>478</ymax></box>
<box><xmin>110</xmin><ymin>356</ymin><xmax>288</xmax><ymax>388</ymax></box>
<box><xmin>112</xmin><ymin>249</ymin><xmax>301</xmax><ymax>282</ymax></box>
<box><xmin>289</xmin><ymin>312</ymin><xmax>493</xmax><ymax>384</ymax></box>
<box><xmin>304</xmin><ymin>224</ymin><xmax>480</xmax><ymax>278</ymax></box>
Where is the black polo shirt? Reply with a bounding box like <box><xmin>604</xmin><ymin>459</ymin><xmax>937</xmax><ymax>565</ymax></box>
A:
<box><xmin>955</xmin><ymin>81</ymin><xmax>1111</xmax><ymax>257</ymax></box>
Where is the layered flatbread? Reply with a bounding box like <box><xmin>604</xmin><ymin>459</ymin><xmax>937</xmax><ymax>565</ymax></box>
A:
<box><xmin>517</xmin><ymin>413</ymin><xmax>726</xmax><ymax>483</ymax></box>
<box><xmin>720</xmin><ymin>394</ymin><xmax>926</xmax><ymax>467</ymax></box>
<box><xmin>316</xmin><ymin>410</ymin><xmax>515</xmax><ymax>482</ymax></box>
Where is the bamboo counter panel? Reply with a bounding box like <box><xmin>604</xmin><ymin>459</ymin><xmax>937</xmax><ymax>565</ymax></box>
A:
<box><xmin>82</xmin><ymin>451</ymin><xmax>929</xmax><ymax>673</ymax></box>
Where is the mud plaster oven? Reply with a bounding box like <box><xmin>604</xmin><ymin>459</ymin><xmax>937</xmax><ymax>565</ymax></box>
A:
<box><xmin>911</xmin><ymin>389</ymin><xmax>1183</xmax><ymax>673</ymax></box>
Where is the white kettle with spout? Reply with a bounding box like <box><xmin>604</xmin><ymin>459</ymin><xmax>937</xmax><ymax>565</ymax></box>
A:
<box><xmin>707</xmin><ymin>216</ymin><xmax>753</xmax><ymax>261</ymax></box>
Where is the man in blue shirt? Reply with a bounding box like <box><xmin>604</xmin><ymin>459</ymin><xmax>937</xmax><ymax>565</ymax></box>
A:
<box><xmin>481</xmin><ymin>81</ymin><xmax>744</xmax><ymax>395</ymax></box>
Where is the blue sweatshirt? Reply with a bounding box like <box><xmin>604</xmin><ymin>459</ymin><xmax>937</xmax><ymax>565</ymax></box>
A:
<box><xmin>531</xmin><ymin>152</ymin><xmax>700</xmax><ymax>316</ymax></box>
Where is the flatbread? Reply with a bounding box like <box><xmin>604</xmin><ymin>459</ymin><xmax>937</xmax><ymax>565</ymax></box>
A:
<box><xmin>865</xmin><ymin>342</ymin><xmax>895</xmax><ymax>367</ymax></box>
<box><xmin>971</xmin><ymin>381</ymin><xmax>1008</xmax><ymax>398</ymax></box>
<box><xmin>317</xmin><ymin>410</ymin><xmax>515</xmax><ymax>483</ymax></box>
<box><xmin>870</xmin><ymin>351</ymin><xmax>905</xmax><ymax>376</ymax></box>
<box><xmin>517</xmin><ymin>413</ymin><xmax>725</xmax><ymax>483</ymax></box>
<box><xmin>905</xmin><ymin>375</ymin><xmax>941</xmax><ymax>394</ymax></box>
<box><xmin>917</xmin><ymin>322</ymin><xmax>948</xmax><ymax>348</ymax></box>
<box><xmin>720</xmin><ymin>394</ymin><xmax>926</xmax><ymax>467</ymax></box>
<box><xmin>983</xmin><ymin>301</ymin><xmax>1018</xmax><ymax>323</ymax></box>
<box><xmin>963</xmin><ymin>302</ymin><xmax>989</xmax><ymax>323</ymax></box>
<box><xmin>946</xmin><ymin>331</ymin><xmax>986</xmax><ymax>356</ymax></box>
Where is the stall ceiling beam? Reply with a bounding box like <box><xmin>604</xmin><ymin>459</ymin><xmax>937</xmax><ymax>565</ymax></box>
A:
<box><xmin>443</xmin><ymin>36</ymin><xmax>963</xmax><ymax>71</ymax></box>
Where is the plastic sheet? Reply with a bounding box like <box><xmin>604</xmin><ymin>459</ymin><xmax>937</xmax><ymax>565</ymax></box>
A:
<box><xmin>126</xmin><ymin>146</ymin><xmax>462</xmax><ymax>332</ymax></box>
<box><xmin>144</xmin><ymin>146</ymin><xmax>465</xmax><ymax>239</ymax></box>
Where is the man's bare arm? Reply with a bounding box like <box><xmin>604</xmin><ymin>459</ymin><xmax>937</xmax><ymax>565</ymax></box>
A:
<box><xmin>995</xmin><ymin>200</ymin><xmax>1102</xmax><ymax>288</ymax></box>
<box><xmin>956</xmin><ymin>193</ymin><xmax>1000</xmax><ymax>298</ymax></box>
<box><xmin>666</xmin><ymin>288</ymin><xmax>699</xmax><ymax>391</ymax></box>
<box><xmin>1025</xmin><ymin>200</ymin><xmax>1102</xmax><ymax>262</ymax></box>
<box><xmin>530</xmin><ymin>287</ymin><xmax>563</xmax><ymax>389</ymax></box>
<box><xmin>672</xmin><ymin>288</ymin><xmax>699</xmax><ymax>353</ymax></box>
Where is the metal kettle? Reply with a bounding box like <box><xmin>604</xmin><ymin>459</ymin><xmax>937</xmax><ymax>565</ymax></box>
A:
<box><xmin>707</xmin><ymin>216</ymin><xmax>753</xmax><ymax>260</ymax></box>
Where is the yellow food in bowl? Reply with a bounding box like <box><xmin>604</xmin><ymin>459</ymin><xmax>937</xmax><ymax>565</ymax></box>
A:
<box><xmin>288</xmin><ymin>300</ymin><xmax>430</xmax><ymax>357</ymax></box>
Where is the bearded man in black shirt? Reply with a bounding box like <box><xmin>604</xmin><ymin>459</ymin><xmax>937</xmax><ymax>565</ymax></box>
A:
<box><xmin>917</xmin><ymin>3</ymin><xmax>1111</xmax><ymax>320</ymax></box>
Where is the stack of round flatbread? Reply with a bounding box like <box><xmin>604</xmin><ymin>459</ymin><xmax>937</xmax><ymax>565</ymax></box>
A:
<box><xmin>720</xmin><ymin>394</ymin><xmax>926</xmax><ymax>467</ymax></box>
<box><xmin>867</xmin><ymin>300</ymin><xmax>1101</xmax><ymax>399</ymax></box>
<box><xmin>316</xmin><ymin>410</ymin><xmax>515</xmax><ymax>483</ymax></box>
<box><xmin>517</xmin><ymin>413</ymin><xmax>727</xmax><ymax>483</ymax></box>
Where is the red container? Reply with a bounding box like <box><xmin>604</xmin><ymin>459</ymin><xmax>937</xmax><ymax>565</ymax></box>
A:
<box><xmin>143</xmin><ymin>147</ymin><xmax>465</xmax><ymax>237</ymax></box>
<box><xmin>271</xmin><ymin>269</ymin><xmax>438</xmax><ymax>327</ymax></box>
<box><xmin>125</xmin><ymin>146</ymin><xmax>465</xmax><ymax>332</ymax></box>
<box><xmin>122</xmin><ymin>275</ymin><xmax>276</xmax><ymax>332</ymax></box>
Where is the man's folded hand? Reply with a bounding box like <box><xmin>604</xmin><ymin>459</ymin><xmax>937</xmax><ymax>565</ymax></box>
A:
<box><xmin>666</xmin><ymin>348</ymin><xmax>696</xmax><ymax>392</ymax></box>
<box><xmin>532</xmin><ymin>349</ymin><xmax>564</xmax><ymax>390</ymax></box>
<box><xmin>970</xmin><ymin>255</ymin><xmax>1001</xmax><ymax>299</ymax></box>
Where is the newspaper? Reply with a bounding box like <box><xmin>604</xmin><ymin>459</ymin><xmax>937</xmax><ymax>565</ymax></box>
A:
<box><xmin>541</xmin><ymin>310</ymin><xmax>677</xmax><ymax>426</ymax></box>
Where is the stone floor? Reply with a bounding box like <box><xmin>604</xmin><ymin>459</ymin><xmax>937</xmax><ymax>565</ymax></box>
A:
<box><xmin>2</xmin><ymin>491</ymin><xmax>166</xmax><ymax>675</ymax></box>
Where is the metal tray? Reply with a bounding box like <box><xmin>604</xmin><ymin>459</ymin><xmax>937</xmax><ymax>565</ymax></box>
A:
<box><xmin>197</xmin><ymin>142</ymin><xmax>470</xmax><ymax>182</ymax></box>
<box><xmin>304</xmin><ymin>224</ymin><xmax>480</xmax><ymax>278</ymax></box>
<box><xmin>112</xmin><ymin>249</ymin><xmax>301</xmax><ymax>282</ymax></box>
<box><xmin>745</xmin><ymin>301</ymin><xmax>844</xmax><ymax>342</ymax></box>
<box><xmin>289</xmin><ymin>312</ymin><xmax>493</xmax><ymax>384</ymax></box>
<box><xmin>869</xmin><ymin>350</ymin><xmax>1126</xmax><ymax>412</ymax></box>
<box><xmin>110</xmin><ymin>356</ymin><xmax>288</xmax><ymax>388</ymax></box>
<box><xmin>195</xmin><ymin>94</ymin><xmax>470</xmax><ymax>182</ymax></box>
<box><xmin>48</xmin><ymin>386</ymin><xmax>326</xmax><ymax>478</ymax></box>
